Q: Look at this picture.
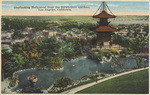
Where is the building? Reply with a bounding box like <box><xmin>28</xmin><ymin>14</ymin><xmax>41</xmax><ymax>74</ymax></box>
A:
<box><xmin>92</xmin><ymin>1</ymin><xmax>118</xmax><ymax>50</ymax></box>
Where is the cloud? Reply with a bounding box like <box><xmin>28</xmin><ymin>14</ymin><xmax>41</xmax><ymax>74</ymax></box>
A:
<box><xmin>2</xmin><ymin>4</ymin><xmax>14</xmax><ymax>7</ymax></box>
<box><xmin>71</xmin><ymin>3</ymin><xmax>99</xmax><ymax>7</ymax></box>
<box><xmin>50</xmin><ymin>3</ymin><xmax>69</xmax><ymax>6</ymax></box>
<box><xmin>107</xmin><ymin>4</ymin><xmax>118</xmax><ymax>7</ymax></box>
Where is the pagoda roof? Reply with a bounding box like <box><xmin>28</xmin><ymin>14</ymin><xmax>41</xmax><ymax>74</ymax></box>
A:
<box><xmin>93</xmin><ymin>11</ymin><xmax>116</xmax><ymax>18</ymax></box>
<box><xmin>93</xmin><ymin>25</ymin><xmax>117</xmax><ymax>32</ymax></box>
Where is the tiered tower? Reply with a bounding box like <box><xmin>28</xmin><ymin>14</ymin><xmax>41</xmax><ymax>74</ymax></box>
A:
<box><xmin>92</xmin><ymin>1</ymin><xmax>117</xmax><ymax>49</ymax></box>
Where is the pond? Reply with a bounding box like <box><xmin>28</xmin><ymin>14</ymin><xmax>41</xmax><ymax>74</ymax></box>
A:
<box><xmin>12</xmin><ymin>56</ymin><xmax>149</xmax><ymax>91</ymax></box>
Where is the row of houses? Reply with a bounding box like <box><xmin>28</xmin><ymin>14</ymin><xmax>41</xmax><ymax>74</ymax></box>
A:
<box><xmin>55</xmin><ymin>28</ymin><xmax>91</xmax><ymax>40</ymax></box>
<box><xmin>115</xmin><ymin>24</ymin><xmax>148</xmax><ymax>39</ymax></box>
<box><xmin>1</xmin><ymin>28</ymin><xmax>59</xmax><ymax>53</ymax></box>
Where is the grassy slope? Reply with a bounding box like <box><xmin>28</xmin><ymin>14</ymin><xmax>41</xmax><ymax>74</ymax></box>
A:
<box><xmin>77</xmin><ymin>69</ymin><xmax>149</xmax><ymax>94</ymax></box>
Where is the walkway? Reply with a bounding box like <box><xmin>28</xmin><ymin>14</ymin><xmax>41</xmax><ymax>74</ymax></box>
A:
<box><xmin>61</xmin><ymin>67</ymin><xmax>149</xmax><ymax>94</ymax></box>
<box><xmin>133</xmin><ymin>53</ymin><xmax>149</xmax><ymax>56</ymax></box>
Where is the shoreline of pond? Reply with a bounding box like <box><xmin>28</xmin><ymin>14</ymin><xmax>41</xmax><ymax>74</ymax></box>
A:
<box><xmin>2</xmin><ymin>55</ymin><xmax>148</xmax><ymax>93</ymax></box>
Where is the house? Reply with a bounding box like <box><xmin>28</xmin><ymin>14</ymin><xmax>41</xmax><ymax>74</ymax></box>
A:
<box><xmin>2</xmin><ymin>39</ymin><xmax>12</xmax><ymax>44</ymax></box>
<box><xmin>48</xmin><ymin>30</ymin><xmax>57</xmax><ymax>36</ymax></box>
<box><xmin>42</xmin><ymin>30</ymin><xmax>57</xmax><ymax>37</ymax></box>
<box><xmin>22</xmin><ymin>31</ymin><xmax>29</xmax><ymax>36</ymax></box>
<box><xmin>15</xmin><ymin>38</ymin><xmax>26</xmax><ymax>43</ymax></box>
<box><xmin>2</xmin><ymin>44</ymin><xmax>9</xmax><ymax>48</ymax></box>
<box><xmin>24</xmin><ymin>27</ymin><xmax>32</xmax><ymax>32</ymax></box>
<box><xmin>24</xmin><ymin>38</ymin><xmax>30</xmax><ymax>43</ymax></box>
<box><xmin>42</xmin><ymin>30</ymin><xmax>49</xmax><ymax>36</ymax></box>
<box><xmin>118</xmin><ymin>29</ymin><xmax>128</xmax><ymax>37</ymax></box>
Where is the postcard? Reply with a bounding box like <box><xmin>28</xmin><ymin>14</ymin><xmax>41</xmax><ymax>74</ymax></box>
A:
<box><xmin>1</xmin><ymin>0</ymin><xmax>149</xmax><ymax>94</ymax></box>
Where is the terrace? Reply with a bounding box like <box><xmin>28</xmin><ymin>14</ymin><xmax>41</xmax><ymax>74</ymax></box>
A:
<box><xmin>92</xmin><ymin>42</ymin><xmax>126</xmax><ymax>50</ymax></box>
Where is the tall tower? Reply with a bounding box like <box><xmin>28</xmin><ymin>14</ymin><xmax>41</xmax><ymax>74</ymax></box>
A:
<box><xmin>92</xmin><ymin>1</ymin><xmax>117</xmax><ymax>49</ymax></box>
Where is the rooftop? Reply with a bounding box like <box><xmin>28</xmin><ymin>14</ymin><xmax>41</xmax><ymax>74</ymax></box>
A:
<box><xmin>93</xmin><ymin>11</ymin><xmax>116</xmax><ymax>18</ymax></box>
<box><xmin>93</xmin><ymin>25</ymin><xmax>117</xmax><ymax>32</ymax></box>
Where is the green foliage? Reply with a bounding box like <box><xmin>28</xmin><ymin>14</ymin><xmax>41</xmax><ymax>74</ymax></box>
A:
<box><xmin>11</xmin><ymin>54</ymin><xmax>28</xmax><ymax>69</ymax></box>
<box><xmin>12</xmin><ymin>30</ymin><xmax>24</xmax><ymax>39</ymax></box>
<box><xmin>41</xmin><ymin>36</ymin><xmax>61</xmax><ymax>57</ymax></box>
<box><xmin>9</xmin><ymin>36</ymin><xmax>62</xmax><ymax>72</ymax></box>
<box><xmin>31</xmin><ymin>20</ymin><xmax>49</xmax><ymax>31</ymax></box>
<box><xmin>2</xmin><ymin>18</ymin><xmax>27</xmax><ymax>30</ymax></box>
<box><xmin>134</xmin><ymin>57</ymin><xmax>144</xmax><ymax>69</ymax></box>
<box><xmin>54</xmin><ymin>77</ymin><xmax>73</xmax><ymax>88</ymax></box>
<box><xmin>2</xmin><ymin>17</ymin><xmax>56</xmax><ymax>31</ymax></box>
<box><xmin>2</xmin><ymin>61</ymin><xmax>18</xmax><ymax>79</ymax></box>
<box><xmin>88</xmin><ymin>50</ymin><xmax>112</xmax><ymax>61</ymax></box>
<box><xmin>9</xmin><ymin>75</ymin><xmax>18</xmax><ymax>87</ymax></box>
<box><xmin>12</xmin><ymin>43</ymin><xmax>25</xmax><ymax>54</ymax></box>
<box><xmin>109</xmin><ymin>48</ymin><xmax>120</xmax><ymax>55</ymax></box>
<box><xmin>113</xmin><ymin>24</ymin><xmax>148</xmax><ymax>53</ymax></box>
<box><xmin>2</xmin><ymin>50</ymin><xmax>13</xmax><ymax>60</ymax></box>
<box><xmin>3</xmin><ymin>36</ymin><xmax>63</xmax><ymax>79</ymax></box>
<box><xmin>81</xmin><ymin>73</ymin><xmax>106</xmax><ymax>80</ymax></box>
<box><xmin>60</xmin><ymin>38</ymin><xmax>83</xmax><ymax>59</ymax></box>
<box><xmin>120</xmin><ymin>48</ymin><xmax>134</xmax><ymax>57</ymax></box>
<box><xmin>45</xmin><ymin>57</ymin><xmax>62</xmax><ymax>69</ymax></box>
<box><xmin>98</xmin><ymin>73</ymin><xmax>106</xmax><ymax>77</ymax></box>
<box><xmin>59</xmin><ymin>21</ymin><xmax>78</xmax><ymax>31</ymax></box>
<box><xmin>78</xmin><ymin>23</ymin><xmax>98</xmax><ymax>30</ymax></box>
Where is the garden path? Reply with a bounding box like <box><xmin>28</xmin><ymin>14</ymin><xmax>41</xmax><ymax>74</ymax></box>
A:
<box><xmin>61</xmin><ymin>67</ymin><xmax>149</xmax><ymax>94</ymax></box>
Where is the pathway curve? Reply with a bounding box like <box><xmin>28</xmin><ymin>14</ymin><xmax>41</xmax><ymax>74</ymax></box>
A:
<box><xmin>61</xmin><ymin>67</ymin><xmax>149</xmax><ymax>94</ymax></box>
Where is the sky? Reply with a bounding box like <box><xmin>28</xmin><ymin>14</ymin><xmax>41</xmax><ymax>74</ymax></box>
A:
<box><xmin>2</xmin><ymin>1</ymin><xmax>149</xmax><ymax>16</ymax></box>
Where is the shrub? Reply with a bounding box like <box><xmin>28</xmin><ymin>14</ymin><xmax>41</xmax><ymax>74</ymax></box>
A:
<box><xmin>110</xmin><ymin>48</ymin><xmax>120</xmax><ymax>55</ymax></box>
<box><xmin>54</xmin><ymin>77</ymin><xmax>73</xmax><ymax>89</ymax></box>
<box><xmin>81</xmin><ymin>75</ymin><xmax>89</xmax><ymax>80</ymax></box>
<box><xmin>135</xmin><ymin>57</ymin><xmax>144</xmax><ymax>68</ymax></box>
<box><xmin>98</xmin><ymin>73</ymin><xmax>106</xmax><ymax>77</ymax></box>
<box><xmin>9</xmin><ymin>75</ymin><xmax>18</xmax><ymax>87</ymax></box>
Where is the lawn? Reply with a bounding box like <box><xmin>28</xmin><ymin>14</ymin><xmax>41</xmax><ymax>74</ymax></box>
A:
<box><xmin>76</xmin><ymin>69</ymin><xmax>149</xmax><ymax>94</ymax></box>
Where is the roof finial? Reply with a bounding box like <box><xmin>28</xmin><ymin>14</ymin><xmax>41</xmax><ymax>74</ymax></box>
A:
<box><xmin>102</xmin><ymin>1</ymin><xmax>105</xmax><ymax>11</ymax></box>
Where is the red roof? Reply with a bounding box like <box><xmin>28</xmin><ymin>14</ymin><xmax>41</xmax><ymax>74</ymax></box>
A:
<box><xmin>93</xmin><ymin>25</ymin><xmax>117</xmax><ymax>32</ymax></box>
<box><xmin>56</xmin><ymin>33</ymin><xmax>62</xmax><ymax>36</ymax></box>
<box><xmin>43</xmin><ymin>31</ymin><xmax>49</xmax><ymax>35</ymax></box>
<box><xmin>38</xmin><ymin>37</ymin><xmax>43</xmax><ymax>39</ymax></box>
<box><xmin>93</xmin><ymin>11</ymin><xmax>116</xmax><ymax>18</ymax></box>
<box><xmin>25</xmin><ymin>38</ymin><xmax>29</xmax><ymax>42</ymax></box>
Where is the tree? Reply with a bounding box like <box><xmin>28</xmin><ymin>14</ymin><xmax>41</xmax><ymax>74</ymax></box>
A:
<box><xmin>79</xmin><ymin>38</ymin><xmax>86</xmax><ymax>49</ymax></box>
<box><xmin>12</xmin><ymin>30</ymin><xmax>24</xmax><ymax>39</ymax></box>
<box><xmin>44</xmin><ymin>57</ymin><xmax>62</xmax><ymax>69</ymax></box>
<box><xmin>133</xmin><ymin>30</ymin><xmax>138</xmax><ymax>38</ymax></box>
<box><xmin>12</xmin><ymin>43</ymin><xmax>25</xmax><ymax>54</ymax></box>
<box><xmin>73</xmin><ymin>41</ymin><xmax>83</xmax><ymax>56</ymax></box>
<box><xmin>59</xmin><ymin>21</ymin><xmax>78</xmax><ymax>31</ymax></box>
<box><xmin>11</xmin><ymin>53</ymin><xmax>27</xmax><ymax>69</ymax></box>
<box><xmin>2</xmin><ymin>18</ymin><xmax>11</xmax><ymax>31</ymax></box>
<box><xmin>41</xmin><ymin>36</ymin><xmax>61</xmax><ymax>57</ymax></box>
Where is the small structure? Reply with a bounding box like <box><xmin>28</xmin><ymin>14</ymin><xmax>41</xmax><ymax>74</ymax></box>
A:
<box><xmin>27</xmin><ymin>74</ymin><xmax>38</xmax><ymax>88</ymax></box>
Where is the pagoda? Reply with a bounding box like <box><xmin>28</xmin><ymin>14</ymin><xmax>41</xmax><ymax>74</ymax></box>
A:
<box><xmin>92</xmin><ymin>1</ymin><xmax>117</xmax><ymax>49</ymax></box>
